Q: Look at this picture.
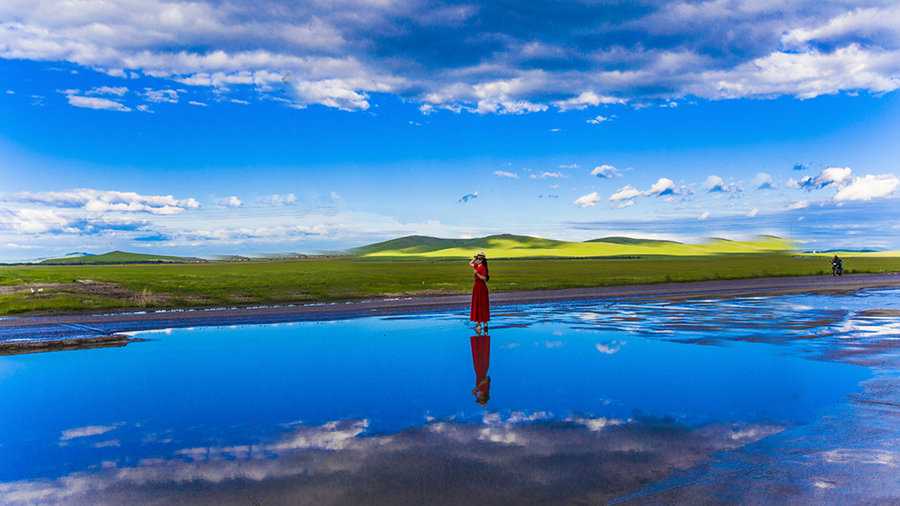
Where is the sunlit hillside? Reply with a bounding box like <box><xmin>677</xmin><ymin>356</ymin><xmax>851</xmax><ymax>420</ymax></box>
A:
<box><xmin>352</xmin><ymin>234</ymin><xmax>796</xmax><ymax>258</ymax></box>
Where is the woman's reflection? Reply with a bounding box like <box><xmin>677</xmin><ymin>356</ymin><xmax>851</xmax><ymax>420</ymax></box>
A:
<box><xmin>470</xmin><ymin>331</ymin><xmax>491</xmax><ymax>406</ymax></box>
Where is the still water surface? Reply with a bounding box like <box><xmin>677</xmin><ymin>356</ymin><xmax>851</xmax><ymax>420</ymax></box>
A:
<box><xmin>2</xmin><ymin>290</ymin><xmax>898</xmax><ymax>504</ymax></box>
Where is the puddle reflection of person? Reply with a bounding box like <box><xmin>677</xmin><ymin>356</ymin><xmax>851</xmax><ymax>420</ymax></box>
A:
<box><xmin>469</xmin><ymin>251</ymin><xmax>490</xmax><ymax>334</ymax></box>
<box><xmin>470</xmin><ymin>332</ymin><xmax>491</xmax><ymax>406</ymax></box>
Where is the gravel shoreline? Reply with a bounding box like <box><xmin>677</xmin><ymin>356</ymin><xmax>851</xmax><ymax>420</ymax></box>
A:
<box><xmin>2</xmin><ymin>272</ymin><xmax>899</xmax><ymax>354</ymax></box>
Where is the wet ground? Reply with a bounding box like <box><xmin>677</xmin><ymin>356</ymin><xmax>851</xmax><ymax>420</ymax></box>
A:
<box><xmin>1</xmin><ymin>284</ymin><xmax>900</xmax><ymax>504</ymax></box>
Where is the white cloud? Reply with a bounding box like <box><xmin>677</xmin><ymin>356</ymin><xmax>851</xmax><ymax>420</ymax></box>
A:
<box><xmin>698</xmin><ymin>211</ymin><xmax>710</xmax><ymax>220</ymax></box>
<box><xmin>782</xmin><ymin>6</ymin><xmax>900</xmax><ymax>49</ymax></box>
<box><xmin>292</xmin><ymin>79</ymin><xmax>371</xmax><ymax>111</ymax></box>
<box><xmin>494</xmin><ymin>170</ymin><xmax>519</xmax><ymax>179</ymax></box>
<box><xmin>259</xmin><ymin>193</ymin><xmax>297</xmax><ymax>206</ymax></box>
<box><xmin>62</xmin><ymin>91</ymin><xmax>131</xmax><ymax>112</ymax></box>
<box><xmin>553</xmin><ymin>91</ymin><xmax>625</xmax><ymax>111</ymax></box>
<box><xmin>12</xmin><ymin>189</ymin><xmax>199</xmax><ymax>214</ymax></box>
<box><xmin>788</xmin><ymin>200</ymin><xmax>810</xmax><ymax>210</ymax></box>
<box><xmin>753</xmin><ymin>172</ymin><xmax>775</xmax><ymax>189</ymax></box>
<box><xmin>87</xmin><ymin>86</ymin><xmax>128</xmax><ymax>96</ymax></box>
<box><xmin>609</xmin><ymin>185</ymin><xmax>642</xmax><ymax>202</ymax></box>
<box><xmin>0</xmin><ymin>208</ymin><xmax>73</xmax><ymax>234</ymax></box>
<box><xmin>586</xmin><ymin>115</ymin><xmax>611</xmax><ymax>124</ymax></box>
<box><xmin>590</xmin><ymin>165</ymin><xmax>620</xmax><ymax>178</ymax></box>
<box><xmin>216</xmin><ymin>196</ymin><xmax>243</xmax><ymax>208</ymax></box>
<box><xmin>747</xmin><ymin>208</ymin><xmax>759</xmax><ymax>217</ymax></box>
<box><xmin>834</xmin><ymin>174</ymin><xmax>900</xmax><ymax>201</ymax></box>
<box><xmin>4</xmin><ymin>1</ymin><xmax>900</xmax><ymax>113</ymax></box>
<box><xmin>60</xmin><ymin>424</ymin><xmax>119</xmax><ymax>441</ymax></box>
<box><xmin>798</xmin><ymin>166</ymin><xmax>853</xmax><ymax>190</ymax></box>
<box><xmin>142</xmin><ymin>88</ymin><xmax>178</xmax><ymax>103</ymax></box>
<box><xmin>793</xmin><ymin>167</ymin><xmax>898</xmax><ymax>202</ymax></box>
<box><xmin>646</xmin><ymin>178</ymin><xmax>678</xmax><ymax>197</ymax></box>
<box><xmin>531</xmin><ymin>171</ymin><xmax>565</xmax><ymax>179</ymax></box>
<box><xmin>703</xmin><ymin>175</ymin><xmax>728</xmax><ymax>192</ymax></box>
<box><xmin>691</xmin><ymin>45</ymin><xmax>900</xmax><ymax>100</ymax></box>
<box><xmin>573</xmin><ymin>192</ymin><xmax>602</xmax><ymax>208</ymax></box>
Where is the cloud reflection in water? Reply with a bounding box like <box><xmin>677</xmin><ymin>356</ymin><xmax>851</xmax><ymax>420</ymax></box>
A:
<box><xmin>0</xmin><ymin>415</ymin><xmax>783</xmax><ymax>505</ymax></box>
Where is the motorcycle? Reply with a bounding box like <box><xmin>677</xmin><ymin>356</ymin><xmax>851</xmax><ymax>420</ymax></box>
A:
<box><xmin>832</xmin><ymin>260</ymin><xmax>843</xmax><ymax>277</ymax></box>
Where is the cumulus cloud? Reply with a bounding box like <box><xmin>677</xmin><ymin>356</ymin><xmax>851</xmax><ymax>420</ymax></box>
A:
<box><xmin>608</xmin><ymin>178</ymin><xmax>685</xmax><ymax>204</ymax></box>
<box><xmin>646</xmin><ymin>178</ymin><xmax>679</xmax><ymax>197</ymax></box>
<box><xmin>703</xmin><ymin>175</ymin><xmax>728</xmax><ymax>192</ymax></box>
<box><xmin>609</xmin><ymin>185</ymin><xmax>643</xmax><ymax>203</ymax></box>
<box><xmin>753</xmin><ymin>172</ymin><xmax>775</xmax><ymax>189</ymax></box>
<box><xmin>834</xmin><ymin>174</ymin><xmax>900</xmax><ymax>201</ymax></box>
<box><xmin>494</xmin><ymin>170</ymin><xmax>519</xmax><ymax>179</ymax></box>
<box><xmin>12</xmin><ymin>189</ymin><xmax>200</xmax><ymax>214</ymax></box>
<box><xmin>554</xmin><ymin>91</ymin><xmax>625</xmax><ymax>111</ymax></box>
<box><xmin>0</xmin><ymin>208</ymin><xmax>76</xmax><ymax>234</ymax></box>
<box><xmin>747</xmin><ymin>208</ymin><xmax>760</xmax><ymax>217</ymax></box>
<box><xmin>797</xmin><ymin>166</ymin><xmax>853</xmax><ymax>190</ymax></box>
<box><xmin>291</xmin><ymin>79</ymin><xmax>372</xmax><ymax>111</ymax></box>
<box><xmin>61</xmin><ymin>90</ymin><xmax>131</xmax><ymax>111</ymax></box>
<box><xmin>4</xmin><ymin>0</ymin><xmax>898</xmax><ymax>113</ymax></box>
<box><xmin>216</xmin><ymin>196</ymin><xmax>243</xmax><ymax>207</ymax></box>
<box><xmin>87</xmin><ymin>86</ymin><xmax>128</xmax><ymax>96</ymax></box>
<box><xmin>794</xmin><ymin>167</ymin><xmax>899</xmax><ymax>201</ymax></box>
<box><xmin>590</xmin><ymin>165</ymin><xmax>620</xmax><ymax>178</ymax></box>
<box><xmin>573</xmin><ymin>192</ymin><xmax>602</xmax><ymax>208</ymax></box>
<box><xmin>142</xmin><ymin>88</ymin><xmax>178</xmax><ymax>103</ymax></box>
<box><xmin>586</xmin><ymin>115</ymin><xmax>612</xmax><ymax>124</ymax></box>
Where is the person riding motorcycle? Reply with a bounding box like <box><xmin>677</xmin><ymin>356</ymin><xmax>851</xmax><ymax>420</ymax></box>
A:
<box><xmin>832</xmin><ymin>255</ymin><xmax>843</xmax><ymax>276</ymax></box>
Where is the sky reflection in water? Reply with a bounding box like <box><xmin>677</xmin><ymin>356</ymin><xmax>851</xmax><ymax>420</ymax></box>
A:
<box><xmin>2</xmin><ymin>290</ymin><xmax>895</xmax><ymax>504</ymax></box>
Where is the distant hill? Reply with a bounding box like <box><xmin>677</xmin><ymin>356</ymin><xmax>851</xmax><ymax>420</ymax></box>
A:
<box><xmin>40</xmin><ymin>251</ymin><xmax>205</xmax><ymax>265</ymax></box>
<box><xmin>586</xmin><ymin>236</ymin><xmax>681</xmax><ymax>245</ymax></box>
<box><xmin>351</xmin><ymin>234</ymin><xmax>568</xmax><ymax>256</ymax></box>
<box><xmin>352</xmin><ymin>234</ymin><xmax>794</xmax><ymax>258</ymax></box>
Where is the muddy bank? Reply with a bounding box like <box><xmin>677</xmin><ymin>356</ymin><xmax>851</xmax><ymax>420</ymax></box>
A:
<box><xmin>0</xmin><ymin>333</ymin><xmax>133</xmax><ymax>355</ymax></box>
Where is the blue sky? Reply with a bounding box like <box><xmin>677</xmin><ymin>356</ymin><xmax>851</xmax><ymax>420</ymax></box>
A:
<box><xmin>1</xmin><ymin>0</ymin><xmax>899</xmax><ymax>260</ymax></box>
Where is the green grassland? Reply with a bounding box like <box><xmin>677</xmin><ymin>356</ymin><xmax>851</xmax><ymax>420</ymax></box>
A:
<box><xmin>2</xmin><ymin>251</ymin><xmax>900</xmax><ymax>316</ymax></box>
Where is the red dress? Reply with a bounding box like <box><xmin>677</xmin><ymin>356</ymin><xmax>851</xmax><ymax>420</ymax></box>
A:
<box><xmin>470</xmin><ymin>264</ymin><xmax>490</xmax><ymax>322</ymax></box>
<box><xmin>471</xmin><ymin>334</ymin><xmax>491</xmax><ymax>395</ymax></box>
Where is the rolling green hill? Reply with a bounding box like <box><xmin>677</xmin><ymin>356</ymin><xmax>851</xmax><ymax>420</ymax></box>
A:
<box><xmin>351</xmin><ymin>234</ymin><xmax>569</xmax><ymax>256</ymax></box>
<box><xmin>352</xmin><ymin>234</ymin><xmax>795</xmax><ymax>258</ymax></box>
<box><xmin>40</xmin><ymin>251</ymin><xmax>205</xmax><ymax>265</ymax></box>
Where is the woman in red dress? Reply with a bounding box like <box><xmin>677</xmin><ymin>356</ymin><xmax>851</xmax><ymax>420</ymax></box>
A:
<box><xmin>469</xmin><ymin>251</ymin><xmax>490</xmax><ymax>333</ymax></box>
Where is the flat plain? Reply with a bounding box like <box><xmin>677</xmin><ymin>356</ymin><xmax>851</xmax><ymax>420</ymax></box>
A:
<box><xmin>3</xmin><ymin>252</ymin><xmax>900</xmax><ymax>316</ymax></box>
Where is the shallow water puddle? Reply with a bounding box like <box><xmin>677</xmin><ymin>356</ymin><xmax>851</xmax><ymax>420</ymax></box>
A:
<box><xmin>2</xmin><ymin>290</ymin><xmax>899</xmax><ymax>504</ymax></box>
